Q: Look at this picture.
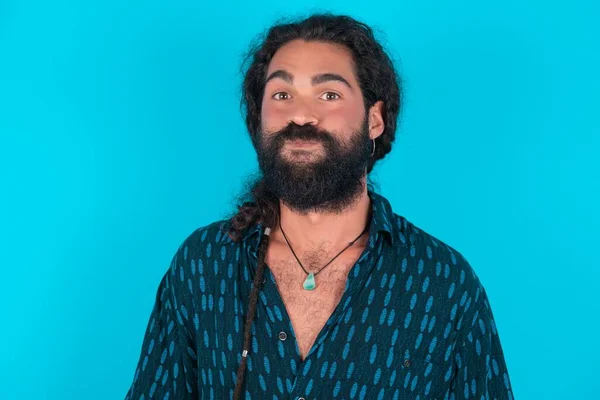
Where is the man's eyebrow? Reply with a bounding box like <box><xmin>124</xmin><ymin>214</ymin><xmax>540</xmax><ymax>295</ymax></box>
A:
<box><xmin>265</xmin><ymin>70</ymin><xmax>353</xmax><ymax>90</ymax></box>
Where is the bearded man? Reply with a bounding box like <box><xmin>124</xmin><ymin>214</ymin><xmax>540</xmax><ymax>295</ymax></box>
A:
<box><xmin>125</xmin><ymin>13</ymin><xmax>512</xmax><ymax>400</ymax></box>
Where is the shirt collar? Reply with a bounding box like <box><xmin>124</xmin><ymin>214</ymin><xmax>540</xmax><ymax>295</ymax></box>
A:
<box><xmin>242</xmin><ymin>190</ymin><xmax>396</xmax><ymax>247</ymax></box>
<box><xmin>367</xmin><ymin>190</ymin><xmax>396</xmax><ymax>246</ymax></box>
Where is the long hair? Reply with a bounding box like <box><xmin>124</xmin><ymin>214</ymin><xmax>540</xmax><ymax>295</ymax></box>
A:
<box><xmin>229</xmin><ymin>13</ymin><xmax>403</xmax><ymax>399</ymax></box>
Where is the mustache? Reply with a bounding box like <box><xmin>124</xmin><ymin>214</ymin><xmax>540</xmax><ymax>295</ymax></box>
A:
<box><xmin>271</xmin><ymin>122</ymin><xmax>335</xmax><ymax>145</ymax></box>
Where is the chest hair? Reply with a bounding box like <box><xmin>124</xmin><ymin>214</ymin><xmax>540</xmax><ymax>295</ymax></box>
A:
<box><xmin>266</xmin><ymin>242</ymin><xmax>365</xmax><ymax>359</ymax></box>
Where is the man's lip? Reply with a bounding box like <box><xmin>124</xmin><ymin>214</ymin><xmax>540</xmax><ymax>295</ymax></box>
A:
<box><xmin>287</xmin><ymin>139</ymin><xmax>321</xmax><ymax>146</ymax></box>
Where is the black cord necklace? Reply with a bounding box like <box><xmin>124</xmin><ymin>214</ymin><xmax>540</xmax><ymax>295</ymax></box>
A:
<box><xmin>278</xmin><ymin>217</ymin><xmax>370</xmax><ymax>291</ymax></box>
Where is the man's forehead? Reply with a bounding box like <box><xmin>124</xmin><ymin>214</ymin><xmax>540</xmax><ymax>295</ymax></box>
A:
<box><xmin>266</xmin><ymin>41</ymin><xmax>356</xmax><ymax>80</ymax></box>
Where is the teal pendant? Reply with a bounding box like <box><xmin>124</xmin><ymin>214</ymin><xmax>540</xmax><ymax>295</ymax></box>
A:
<box><xmin>303</xmin><ymin>272</ymin><xmax>316</xmax><ymax>291</ymax></box>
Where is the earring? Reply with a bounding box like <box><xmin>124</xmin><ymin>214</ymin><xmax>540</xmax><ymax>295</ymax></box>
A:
<box><xmin>370</xmin><ymin>138</ymin><xmax>376</xmax><ymax>157</ymax></box>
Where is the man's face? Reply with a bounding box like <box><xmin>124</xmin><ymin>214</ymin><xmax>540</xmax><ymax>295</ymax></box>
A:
<box><xmin>256</xmin><ymin>40</ymin><xmax>374</xmax><ymax>213</ymax></box>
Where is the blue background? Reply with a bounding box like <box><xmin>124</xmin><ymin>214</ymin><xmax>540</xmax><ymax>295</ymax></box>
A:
<box><xmin>1</xmin><ymin>0</ymin><xmax>598</xmax><ymax>398</ymax></box>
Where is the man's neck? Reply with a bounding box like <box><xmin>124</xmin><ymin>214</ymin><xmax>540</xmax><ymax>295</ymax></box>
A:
<box><xmin>271</xmin><ymin>183</ymin><xmax>372</xmax><ymax>252</ymax></box>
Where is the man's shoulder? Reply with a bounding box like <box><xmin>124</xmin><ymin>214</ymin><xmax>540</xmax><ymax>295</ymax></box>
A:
<box><xmin>161</xmin><ymin>218</ymin><xmax>239</xmax><ymax>290</ymax></box>
<box><xmin>392</xmin><ymin>215</ymin><xmax>498</xmax><ymax>345</ymax></box>
<box><xmin>174</xmin><ymin>218</ymin><xmax>236</xmax><ymax>261</ymax></box>
<box><xmin>392</xmin><ymin>213</ymin><xmax>483</xmax><ymax>295</ymax></box>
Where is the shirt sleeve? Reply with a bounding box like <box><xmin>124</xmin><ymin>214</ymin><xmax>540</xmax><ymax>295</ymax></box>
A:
<box><xmin>124</xmin><ymin>264</ymin><xmax>198</xmax><ymax>400</ymax></box>
<box><xmin>449</xmin><ymin>287</ymin><xmax>514</xmax><ymax>399</ymax></box>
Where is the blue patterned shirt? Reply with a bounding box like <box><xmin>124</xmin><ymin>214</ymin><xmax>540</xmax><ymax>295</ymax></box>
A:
<box><xmin>125</xmin><ymin>191</ymin><xmax>513</xmax><ymax>400</ymax></box>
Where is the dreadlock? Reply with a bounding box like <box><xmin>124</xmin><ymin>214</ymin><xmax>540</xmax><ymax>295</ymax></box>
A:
<box><xmin>232</xmin><ymin>225</ymin><xmax>271</xmax><ymax>400</ymax></box>
<box><xmin>228</xmin><ymin>12</ymin><xmax>403</xmax><ymax>398</ymax></box>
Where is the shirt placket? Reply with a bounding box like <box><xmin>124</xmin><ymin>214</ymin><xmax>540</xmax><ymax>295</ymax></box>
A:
<box><xmin>253</xmin><ymin>266</ymin><xmax>303</xmax><ymax>398</ymax></box>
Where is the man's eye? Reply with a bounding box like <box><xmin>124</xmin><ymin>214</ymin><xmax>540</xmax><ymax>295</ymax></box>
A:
<box><xmin>272</xmin><ymin>92</ymin><xmax>290</xmax><ymax>100</ymax></box>
<box><xmin>321</xmin><ymin>92</ymin><xmax>341</xmax><ymax>101</ymax></box>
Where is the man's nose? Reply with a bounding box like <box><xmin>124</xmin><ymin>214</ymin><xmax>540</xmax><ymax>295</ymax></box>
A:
<box><xmin>288</xmin><ymin>98</ymin><xmax>319</xmax><ymax>126</ymax></box>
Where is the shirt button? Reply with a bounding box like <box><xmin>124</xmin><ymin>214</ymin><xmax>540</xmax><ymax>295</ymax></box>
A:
<box><xmin>403</xmin><ymin>359</ymin><xmax>411</xmax><ymax>367</ymax></box>
<box><xmin>262</xmin><ymin>276</ymin><xmax>267</xmax><ymax>284</ymax></box>
<box><xmin>297</xmin><ymin>398</ymin><xmax>306</xmax><ymax>400</ymax></box>
<box><xmin>278</xmin><ymin>331</ymin><xmax>287</xmax><ymax>341</ymax></box>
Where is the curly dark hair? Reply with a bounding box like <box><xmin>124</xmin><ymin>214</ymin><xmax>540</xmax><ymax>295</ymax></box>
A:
<box><xmin>230</xmin><ymin>13</ymin><xmax>403</xmax><ymax>399</ymax></box>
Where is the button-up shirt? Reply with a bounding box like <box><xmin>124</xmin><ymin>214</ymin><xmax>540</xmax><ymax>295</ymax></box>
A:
<box><xmin>124</xmin><ymin>191</ymin><xmax>513</xmax><ymax>399</ymax></box>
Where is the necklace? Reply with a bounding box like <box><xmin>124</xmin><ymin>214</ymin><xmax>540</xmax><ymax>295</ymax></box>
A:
<box><xmin>278</xmin><ymin>218</ymin><xmax>370</xmax><ymax>291</ymax></box>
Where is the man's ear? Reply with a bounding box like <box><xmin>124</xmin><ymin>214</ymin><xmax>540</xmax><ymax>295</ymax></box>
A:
<box><xmin>368</xmin><ymin>100</ymin><xmax>385</xmax><ymax>140</ymax></box>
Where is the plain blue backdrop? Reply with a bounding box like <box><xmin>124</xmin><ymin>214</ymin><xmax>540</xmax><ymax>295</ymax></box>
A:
<box><xmin>1</xmin><ymin>0</ymin><xmax>598</xmax><ymax>398</ymax></box>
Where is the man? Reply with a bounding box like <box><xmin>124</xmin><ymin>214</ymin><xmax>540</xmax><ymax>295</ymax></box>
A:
<box><xmin>125</xmin><ymin>13</ymin><xmax>513</xmax><ymax>400</ymax></box>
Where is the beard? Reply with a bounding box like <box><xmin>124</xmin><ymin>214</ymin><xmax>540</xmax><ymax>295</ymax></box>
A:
<box><xmin>255</xmin><ymin>118</ymin><xmax>371</xmax><ymax>214</ymax></box>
